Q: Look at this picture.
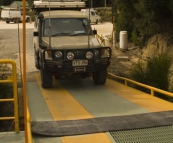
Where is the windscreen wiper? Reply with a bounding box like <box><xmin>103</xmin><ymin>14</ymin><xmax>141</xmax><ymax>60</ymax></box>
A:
<box><xmin>70</xmin><ymin>32</ymin><xmax>86</xmax><ymax>36</ymax></box>
<box><xmin>51</xmin><ymin>32</ymin><xmax>71</xmax><ymax>36</ymax></box>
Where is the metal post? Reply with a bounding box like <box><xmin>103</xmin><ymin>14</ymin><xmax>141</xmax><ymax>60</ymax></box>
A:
<box><xmin>88</xmin><ymin>0</ymin><xmax>91</xmax><ymax>48</ymax></box>
<box><xmin>112</xmin><ymin>0</ymin><xmax>116</xmax><ymax>48</ymax></box>
<box><xmin>151</xmin><ymin>89</ymin><xmax>154</xmax><ymax>96</ymax></box>
<box><xmin>12</xmin><ymin>61</ymin><xmax>19</xmax><ymax>132</ymax></box>
<box><xmin>91</xmin><ymin>0</ymin><xmax>93</xmax><ymax>8</ymax></box>
<box><xmin>112</xmin><ymin>16</ymin><xmax>115</xmax><ymax>48</ymax></box>
<box><xmin>22</xmin><ymin>0</ymin><xmax>28</xmax><ymax>142</ymax></box>
<box><xmin>49</xmin><ymin>0</ymin><xmax>51</xmax><ymax>49</ymax></box>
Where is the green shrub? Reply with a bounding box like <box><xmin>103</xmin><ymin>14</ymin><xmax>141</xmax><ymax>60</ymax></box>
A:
<box><xmin>96</xmin><ymin>8</ymin><xmax>112</xmax><ymax>22</ymax></box>
<box><xmin>115</xmin><ymin>0</ymin><xmax>173</xmax><ymax>47</ymax></box>
<box><xmin>146</xmin><ymin>53</ymin><xmax>173</xmax><ymax>90</ymax></box>
<box><xmin>129</xmin><ymin>52</ymin><xmax>173</xmax><ymax>101</ymax></box>
<box><xmin>27</xmin><ymin>11</ymin><xmax>35</xmax><ymax>22</ymax></box>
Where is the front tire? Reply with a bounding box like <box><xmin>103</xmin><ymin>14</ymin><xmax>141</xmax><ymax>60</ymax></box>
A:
<box><xmin>40</xmin><ymin>68</ymin><xmax>53</xmax><ymax>88</ymax></box>
<box><xmin>95</xmin><ymin>19</ymin><xmax>98</xmax><ymax>24</ymax></box>
<box><xmin>93</xmin><ymin>68</ymin><xmax>107</xmax><ymax>85</ymax></box>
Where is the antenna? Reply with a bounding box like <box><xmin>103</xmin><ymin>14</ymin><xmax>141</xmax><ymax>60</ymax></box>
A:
<box><xmin>88</xmin><ymin>0</ymin><xmax>91</xmax><ymax>48</ymax></box>
<box><xmin>49</xmin><ymin>0</ymin><xmax>51</xmax><ymax>49</ymax></box>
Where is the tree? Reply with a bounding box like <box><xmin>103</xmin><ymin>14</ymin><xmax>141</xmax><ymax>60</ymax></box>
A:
<box><xmin>27</xmin><ymin>0</ymin><xmax>34</xmax><ymax>7</ymax></box>
<box><xmin>1</xmin><ymin>0</ymin><xmax>34</xmax><ymax>6</ymax></box>
<box><xmin>2</xmin><ymin>0</ymin><xmax>14</xmax><ymax>6</ymax></box>
<box><xmin>115</xmin><ymin>0</ymin><xmax>173</xmax><ymax>47</ymax></box>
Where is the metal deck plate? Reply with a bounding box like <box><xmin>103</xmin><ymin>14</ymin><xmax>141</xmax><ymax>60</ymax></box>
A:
<box><xmin>32</xmin><ymin>110</ymin><xmax>173</xmax><ymax>136</ymax></box>
<box><xmin>110</xmin><ymin>125</ymin><xmax>173</xmax><ymax>143</ymax></box>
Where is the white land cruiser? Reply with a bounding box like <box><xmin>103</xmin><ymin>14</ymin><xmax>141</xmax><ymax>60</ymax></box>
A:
<box><xmin>32</xmin><ymin>0</ymin><xmax>112</xmax><ymax>88</ymax></box>
<box><xmin>1</xmin><ymin>8</ymin><xmax>31</xmax><ymax>23</ymax></box>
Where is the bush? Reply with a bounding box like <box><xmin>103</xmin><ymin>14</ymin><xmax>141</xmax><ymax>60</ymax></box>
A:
<box><xmin>129</xmin><ymin>52</ymin><xmax>173</xmax><ymax>101</ymax></box>
<box><xmin>115</xmin><ymin>0</ymin><xmax>173</xmax><ymax>47</ymax></box>
<box><xmin>27</xmin><ymin>11</ymin><xmax>35</xmax><ymax>22</ymax></box>
<box><xmin>146</xmin><ymin>53</ymin><xmax>173</xmax><ymax>90</ymax></box>
<box><xmin>96</xmin><ymin>8</ymin><xmax>112</xmax><ymax>22</ymax></box>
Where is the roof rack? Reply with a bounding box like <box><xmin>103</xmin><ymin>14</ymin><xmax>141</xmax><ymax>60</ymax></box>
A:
<box><xmin>32</xmin><ymin>0</ymin><xmax>86</xmax><ymax>14</ymax></box>
<box><xmin>41</xmin><ymin>0</ymin><xmax>78</xmax><ymax>1</ymax></box>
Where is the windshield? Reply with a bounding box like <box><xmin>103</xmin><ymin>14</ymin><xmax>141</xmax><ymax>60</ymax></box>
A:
<box><xmin>43</xmin><ymin>18</ymin><xmax>92</xmax><ymax>37</ymax></box>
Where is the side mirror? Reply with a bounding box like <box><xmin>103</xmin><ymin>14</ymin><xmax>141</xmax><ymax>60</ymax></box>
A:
<box><xmin>38</xmin><ymin>13</ymin><xmax>44</xmax><ymax>20</ymax></box>
<box><xmin>39</xmin><ymin>43</ymin><xmax>47</xmax><ymax>49</ymax></box>
<box><xmin>33</xmin><ymin>31</ymin><xmax>38</xmax><ymax>36</ymax></box>
<box><xmin>93</xmin><ymin>29</ymin><xmax>97</xmax><ymax>35</ymax></box>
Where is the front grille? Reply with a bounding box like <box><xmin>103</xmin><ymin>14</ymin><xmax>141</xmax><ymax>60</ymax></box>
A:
<box><xmin>65</xmin><ymin>50</ymin><xmax>91</xmax><ymax>59</ymax></box>
<box><xmin>74</xmin><ymin>50</ymin><xmax>86</xmax><ymax>59</ymax></box>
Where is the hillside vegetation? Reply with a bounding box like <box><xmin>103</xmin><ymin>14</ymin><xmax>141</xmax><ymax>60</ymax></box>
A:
<box><xmin>114</xmin><ymin>0</ymin><xmax>173</xmax><ymax>47</ymax></box>
<box><xmin>108</xmin><ymin>0</ymin><xmax>173</xmax><ymax>101</ymax></box>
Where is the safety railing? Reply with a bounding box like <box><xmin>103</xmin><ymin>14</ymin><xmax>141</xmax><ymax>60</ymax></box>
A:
<box><xmin>96</xmin><ymin>34</ymin><xmax>106</xmax><ymax>46</ymax></box>
<box><xmin>0</xmin><ymin>59</ymin><xmax>19</xmax><ymax>132</ymax></box>
<box><xmin>108</xmin><ymin>72</ymin><xmax>173</xmax><ymax>98</ymax></box>
<box><xmin>27</xmin><ymin>107</ymin><xmax>33</xmax><ymax>143</ymax></box>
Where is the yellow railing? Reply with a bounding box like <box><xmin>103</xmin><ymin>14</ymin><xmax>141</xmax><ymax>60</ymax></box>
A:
<box><xmin>0</xmin><ymin>59</ymin><xmax>33</xmax><ymax>142</ymax></box>
<box><xmin>0</xmin><ymin>59</ymin><xmax>19</xmax><ymax>132</ymax></box>
<box><xmin>27</xmin><ymin>107</ymin><xmax>33</xmax><ymax>143</ymax></box>
<box><xmin>96</xmin><ymin>34</ymin><xmax>106</xmax><ymax>46</ymax></box>
<box><xmin>108</xmin><ymin>72</ymin><xmax>173</xmax><ymax>98</ymax></box>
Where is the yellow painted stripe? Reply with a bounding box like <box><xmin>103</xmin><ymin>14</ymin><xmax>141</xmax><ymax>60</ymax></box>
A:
<box><xmin>36</xmin><ymin>74</ymin><xmax>112</xmax><ymax>143</ymax></box>
<box><xmin>62</xmin><ymin>133</ymin><xmax>112</xmax><ymax>143</ymax></box>
<box><xmin>36</xmin><ymin>74</ymin><xmax>93</xmax><ymax>120</ymax></box>
<box><xmin>105</xmin><ymin>79</ymin><xmax>173</xmax><ymax>112</ymax></box>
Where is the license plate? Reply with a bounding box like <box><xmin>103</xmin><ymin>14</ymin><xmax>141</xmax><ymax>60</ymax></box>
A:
<box><xmin>72</xmin><ymin>60</ymin><xmax>88</xmax><ymax>66</ymax></box>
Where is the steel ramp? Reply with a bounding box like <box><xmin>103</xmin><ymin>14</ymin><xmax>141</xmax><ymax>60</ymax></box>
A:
<box><xmin>32</xmin><ymin>110</ymin><xmax>173</xmax><ymax>136</ymax></box>
<box><xmin>27</xmin><ymin>74</ymin><xmax>173</xmax><ymax>143</ymax></box>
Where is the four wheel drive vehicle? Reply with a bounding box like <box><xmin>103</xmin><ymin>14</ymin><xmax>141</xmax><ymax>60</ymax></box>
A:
<box><xmin>1</xmin><ymin>8</ymin><xmax>31</xmax><ymax>23</ymax></box>
<box><xmin>33</xmin><ymin>0</ymin><xmax>112</xmax><ymax>88</ymax></box>
<box><xmin>81</xmin><ymin>9</ymin><xmax>101</xmax><ymax>24</ymax></box>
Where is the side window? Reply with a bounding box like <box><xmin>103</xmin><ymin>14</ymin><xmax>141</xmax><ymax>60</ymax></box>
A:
<box><xmin>91</xmin><ymin>11</ymin><xmax>95</xmax><ymax>16</ymax></box>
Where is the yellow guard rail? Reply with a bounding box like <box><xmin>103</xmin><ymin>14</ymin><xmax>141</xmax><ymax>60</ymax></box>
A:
<box><xmin>108</xmin><ymin>73</ymin><xmax>173</xmax><ymax>98</ymax></box>
<box><xmin>0</xmin><ymin>59</ymin><xmax>19</xmax><ymax>132</ymax></box>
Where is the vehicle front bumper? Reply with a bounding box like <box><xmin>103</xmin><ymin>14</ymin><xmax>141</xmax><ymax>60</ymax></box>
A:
<box><xmin>42</xmin><ymin>58</ymin><xmax>110</xmax><ymax>74</ymax></box>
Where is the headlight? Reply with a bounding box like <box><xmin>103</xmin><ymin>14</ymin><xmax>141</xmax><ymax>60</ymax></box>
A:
<box><xmin>86</xmin><ymin>51</ymin><xmax>93</xmax><ymax>59</ymax></box>
<box><xmin>101</xmin><ymin>48</ymin><xmax>111</xmax><ymax>58</ymax></box>
<box><xmin>45</xmin><ymin>50</ymin><xmax>52</xmax><ymax>60</ymax></box>
<box><xmin>67</xmin><ymin>52</ymin><xmax>74</xmax><ymax>60</ymax></box>
<box><xmin>55</xmin><ymin>51</ymin><xmax>62</xmax><ymax>58</ymax></box>
<box><xmin>94</xmin><ymin>50</ymin><xmax>99</xmax><ymax>57</ymax></box>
